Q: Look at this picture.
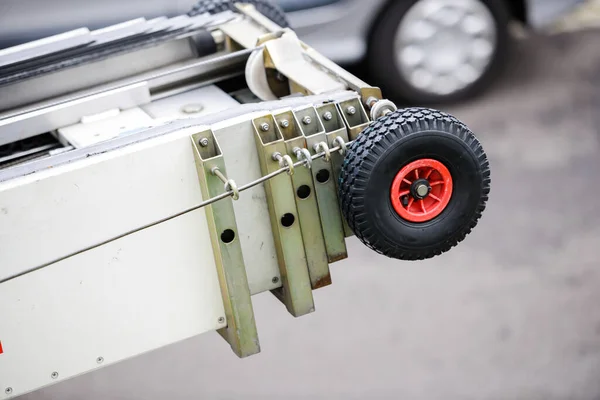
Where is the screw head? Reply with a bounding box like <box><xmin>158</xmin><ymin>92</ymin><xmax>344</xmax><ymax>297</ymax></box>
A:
<box><xmin>199</xmin><ymin>137</ymin><xmax>209</xmax><ymax>147</ymax></box>
<box><xmin>260</xmin><ymin>122</ymin><xmax>270</xmax><ymax>132</ymax></box>
<box><xmin>302</xmin><ymin>116</ymin><xmax>312</xmax><ymax>125</ymax></box>
<box><xmin>51</xmin><ymin>372</ymin><xmax>58</xmax><ymax>379</ymax></box>
<box><xmin>279</xmin><ymin>119</ymin><xmax>289</xmax><ymax>128</ymax></box>
<box><xmin>272</xmin><ymin>276</ymin><xmax>280</xmax><ymax>284</ymax></box>
<box><xmin>181</xmin><ymin>103</ymin><xmax>204</xmax><ymax>114</ymax></box>
<box><xmin>96</xmin><ymin>357</ymin><xmax>104</xmax><ymax>364</ymax></box>
<box><xmin>5</xmin><ymin>388</ymin><xmax>12</xmax><ymax>395</ymax></box>
<box><xmin>218</xmin><ymin>316</ymin><xmax>225</xmax><ymax>324</ymax></box>
<box><xmin>346</xmin><ymin>106</ymin><xmax>357</xmax><ymax>115</ymax></box>
<box><xmin>323</xmin><ymin>111</ymin><xmax>333</xmax><ymax>121</ymax></box>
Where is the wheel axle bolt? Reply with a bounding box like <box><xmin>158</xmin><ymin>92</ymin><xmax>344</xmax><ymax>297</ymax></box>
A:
<box><xmin>346</xmin><ymin>106</ymin><xmax>356</xmax><ymax>115</ymax></box>
<box><xmin>415</xmin><ymin>184</ymin><xmax>429</xmax><ymax>198</ymax></box>
<box><xmin>302</xmin><ymin>116</ymin><xmax>312</xmax><ymax>125</ymax></box>
<box><xmin>260</xmin><ymin>122</ymin><xmax>270</xmax><ymax>132</ymax></box>
<box><xmin>323</xmin><ymin>111</ymin><xmax>333</xmax><ymax>121</ymax></box>
<box><xmin>279</xmin><ymin>119</ymin><xmax>289</xmax><ymax>128</ymax></box>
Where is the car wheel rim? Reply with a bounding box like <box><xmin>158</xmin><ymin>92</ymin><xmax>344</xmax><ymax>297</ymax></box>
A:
<box><xmin>394</xmin><ymin>0</ymin><xmax>497</xmax><ymax>96</ymax></box>
<box><xmin>390</xmin><ymin>158</ymin><xmax>453</xmax><ymax>223</ymax></box>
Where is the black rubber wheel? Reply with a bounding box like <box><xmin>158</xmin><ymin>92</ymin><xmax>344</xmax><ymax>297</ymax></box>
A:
<box><xmin>368</xmin><ymin>0</ymin><xmax>510</xmax><ymax>104</ymax></box>
<box><xmin>189</xmin><ymin>0</ymin><xmax>290</xmax><ymax>28</ymax></box>
<box><xmin>339</xmin><ymin>108</ymin><xmax>491</xmax><ymax>260</ymax></box>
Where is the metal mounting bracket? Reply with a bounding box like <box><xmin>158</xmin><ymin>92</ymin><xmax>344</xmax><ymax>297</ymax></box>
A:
<box><xmin>191</xmin><ymin>130</ymin><xmax>260</xmax><ymax>358</ymax></box>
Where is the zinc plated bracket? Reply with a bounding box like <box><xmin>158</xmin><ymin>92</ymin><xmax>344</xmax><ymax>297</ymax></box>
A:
<box><xmin>316</xmin><ymin>103</ymin><xmax>353</xmax><ymax>238</ymax></box>
<box><xmin>295</xmin><ymin>106</ymin><xmax>348</xmax><ymax>263</ymax></box>
<box><xmin>191</xmin><ymin>130</ymin><xmax>260</xmax><ymax>358</ymax></box>
<box><xmin>252</xmin><ymin>114</ymin><xmax>315</xmax><ymax>317</ymax></box>
<box><xmin>337</xmin><ymin>98</ymin><xmax>371</xmax><ymax>141</ymax></box>
<box><xmin>273</xmin><ymin>110</ymin><xmax>331</xmax><ymax>289</ymax></box>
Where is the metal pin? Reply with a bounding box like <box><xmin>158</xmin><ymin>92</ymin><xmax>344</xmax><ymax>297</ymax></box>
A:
<box><xmin>279</xmin><ymin>119</ymin><xmax>289</xmax><ymax>128</ymax></box>
<box><xmin>199</xmin><ymin>137</ymin><xmax>209</xmax><ymax>147</ymax></box>
<box><xmin>302</xmin><ymin>116</ymin><xmax>312</xmax><ymax>125</ymax></box>
<box><xmin>346</xmin><ymin>106</ymin><xmax>356</xmax><ymax>115</ymax></box>
<box><xmin>323</xmin><ymin>111</ymin><xmax>333</xmax><ymax>121</ymax></box>
<box><xmin>260</xmin><ymin>122</ymin><xmax>270</xmax><ymax>132</ymax></box>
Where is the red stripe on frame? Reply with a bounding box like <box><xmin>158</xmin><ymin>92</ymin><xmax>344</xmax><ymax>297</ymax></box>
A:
<box><xmin>0</xmin><ymin>341</ymin><xmax>3</xmax><ymax>354</ymax></box>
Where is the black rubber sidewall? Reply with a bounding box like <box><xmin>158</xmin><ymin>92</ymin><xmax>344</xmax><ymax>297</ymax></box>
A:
<box><xmin>368</xmin><ymin>0</ymin><xmax>511</xmax><ymax>104</ymax></box>
<box><xmin>363</xmin><ymin>131</ymin><xmax>485</xmax><ymax>252</ymax></box>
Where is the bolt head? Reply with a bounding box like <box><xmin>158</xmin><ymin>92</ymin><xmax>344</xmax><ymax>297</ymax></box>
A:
<box><xmin>199</xmin><ymin>137</ymin><xmax>209</xmax><ymax>147</ymax></box>
<box><xmin>346</xmin><ymin>106</ymin><xmax>357</xmax><ymax>115</ymax></box>
<box><xmin>302</xmin><ymin>116</ymin><xmax>312</xmax><ymax>125</ymax></box>
<box><xmin>416</xmin><ymin>184</ymin><xmax>429</xmax><ymax>198</ymax></box>
<box><xmin>181</xmin><ymin>103</ymin><xmax>204</xmax><ymax>114</ymax></box>
<box><xmin>323</xmin><ymin>111</ymin><xmax>333</xmax><ymax>121</ymax></box>
<box><xmin>260</xmin><ymin>122</ymin><xmax>270</xmax><ymax>132</ymax></box>
<box><xmin>279</xmin><ymin>119</ymin><xmax>289</xmax><ymax>128</ymax></box>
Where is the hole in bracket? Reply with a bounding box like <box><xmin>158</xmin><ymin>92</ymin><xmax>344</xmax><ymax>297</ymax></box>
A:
<box><xmin>297</xmin><ymin>185</ymin><xmax>311</xmax><ymax>199</ymax></box>
<box><xmin>316</xmin><ymin>169</ymin><xmax>330</xmax><ymax>184</ymax></box>
<box><xmin>281</xmin><ymin>213</ymin><xmax>295</xmax><ymax>228</ymax></box>
<box><xmin>221</xmin><ymin>229</ymin><xmax>236</xmax><ymax>243</ymax></box>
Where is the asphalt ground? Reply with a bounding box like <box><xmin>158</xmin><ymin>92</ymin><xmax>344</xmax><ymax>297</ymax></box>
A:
<box><xmin>21</xmin><ymin>26</ymin><xmax>600</xmax><ymax>400</ymax></box>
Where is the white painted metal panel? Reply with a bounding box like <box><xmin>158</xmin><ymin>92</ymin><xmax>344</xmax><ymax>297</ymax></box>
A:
<box><xmin>0</xmin><ymin>127</ymin><xmax>208</xmax><ymax>282</ymax></box>
<box><xmin>0</xmin><ymin>207</ymin><xmax>226</xmax><ymax>399</ymax></box>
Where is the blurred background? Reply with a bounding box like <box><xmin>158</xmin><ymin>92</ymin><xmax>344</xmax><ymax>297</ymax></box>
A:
<box><xmin>3</xmin><ymin>0</ymin><xmax>600</xmax><ymax>399</ymax></box>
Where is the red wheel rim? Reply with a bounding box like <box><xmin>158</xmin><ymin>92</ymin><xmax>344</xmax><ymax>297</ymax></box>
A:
<box><xmin>390</xmin><ymin>158</ymin><xmax>453</xmax><ymax>223</ymax></box>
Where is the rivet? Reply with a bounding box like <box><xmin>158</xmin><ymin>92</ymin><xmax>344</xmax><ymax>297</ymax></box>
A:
<box><xmin>96</xmin><ymin>357</ymin><xmax>104</xmax><ymax>364</ymax></box>
<box><xmin>272</xmin><ymin>276</ymin><xmax>280</xmax><ymax>284</ymax></box>
<box><xmin>181</xmin><ymin>103</ymin><xmax>204</xmax><ymax>114</ymax></box>
<box><xmin>323</xmin><ymin>111</ymin><xmax>333</xmax><ymax>121</ymax></box>
<box><xmin>51</xmin><ymin>372</ymin><xmax>58</xmax><ymax>379</ymax></box>
<box><xmin>260</xmin><ymin>122</ymin><xmax>270</xmax><ymax>132</ymax></box>
<box><xmin>5</xmin><ymin>388</ymin><xmax>12</xmax><ymax>395</ymax></box>
<box><xmin>218</xmin><ymin>316</ymin><xmax>225</xmax><ymax>324</ymax></box>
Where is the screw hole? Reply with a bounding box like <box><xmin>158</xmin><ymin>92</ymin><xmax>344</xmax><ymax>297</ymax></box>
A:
<box><xmin>96</xmin><ymin>357</ymin><xmax>104</xmax><ymax>364</ymax></box>
<box><xmin>281</xmin><ymin>213</ymin><xmax>295</xmax><ymax>228</ymax></box>
<box><xmin>51</xmin><ymin>372</ymin><xmax>58</xmax><ymax>379</ymax></box>
<box><xmin>316</xmin><ymin>169</ymin><xmax>330</xmax><ymax>184</ymax></box>
<box><xmin>296</xmin><ymin>185</ymin><xmax>311</xmax><ymax>199</ymax></box>
<box><xmin>218</xmin><ymin>316</ymin><xmax>225</xmax><ymax>324</ymax></box>
<box><xmin>220</xmin><ymin>229</ymin><xmax>235</xmax><ymax>244</ymax></box>
<box><xmin>272</xmin><ymin>276</ymin><xmax>280</xmax><ymax>284</ymax></box>
<box><xmin>5</xmin><ymin>388</ymin><xmax>12</xmax><ymax>395</ymax></box>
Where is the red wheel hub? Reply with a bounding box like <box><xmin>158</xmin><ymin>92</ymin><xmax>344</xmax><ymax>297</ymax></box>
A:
<box><xmin>390</xmin><ymin>159</ymin><xmax>453</xmax><ymax>223</ymax></box>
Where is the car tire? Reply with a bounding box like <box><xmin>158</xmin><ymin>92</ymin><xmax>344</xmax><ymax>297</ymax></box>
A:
<box><xmin>188</xmin><ymin>0</ymin><xmax>290</xmax><ymax>28</ymax></box>
<box><xmin>339</xmin><ymin>108</ymin><xmax>491</xmax><ymax>260</ymax></box>
<box><xmin>368</xmin><ymin>0</ymin><xmax>511</xmax><ymax>104</ymax></box>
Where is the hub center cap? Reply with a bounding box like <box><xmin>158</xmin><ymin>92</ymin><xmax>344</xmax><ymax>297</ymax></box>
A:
<box><xmin>411</xmin><ymin>179</ymin><xmax>432</xmax><ymax>199</ymax></box>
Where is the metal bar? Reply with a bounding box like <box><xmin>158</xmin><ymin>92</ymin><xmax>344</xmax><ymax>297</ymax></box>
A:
<box><xmin>191</xmin><ymin>130</ymin><xmax>260</xmax><ymax>358</ymax></box>
<box><xmin>274</xmin><ymin>110</ymin><xmax>331</xmax><ymax>289</ymax></box>
<box><xmin>316</xmin><ymin>103</ymin><xmax>353</xmax><ymax>237</ymax></box>
<box><xmin>337</xmin><ymin>98</ymin><xmax>370</xmax><ymax>141</ymax></box>
<box><xmin>295</xmin><ymin>106</ymin><xmax>348</xmax><ymax>263</ymax></box>
<box><xmin>252</xmin><ymin>113</ymin><xmax>314</xmax><ymax>317</ymax></box>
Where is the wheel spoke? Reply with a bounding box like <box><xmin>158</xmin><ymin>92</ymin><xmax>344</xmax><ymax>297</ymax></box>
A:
<box><xmin>430</xmin><ymin>180</ymin><xmax>444</xmax><ymax>186</ymax></box>
<box><xmin>429</xmin><ymin>193</ymin><xmax>441</xmax><ymax>202</ymax></box>
<box><xmin>425</xmin><ymin>168</ymin><xmax>434</xmax><ymax>179</ymax></box>
<box><xmin>398</xmin><ymin>190</ymin><xmax>410</xmax><ymax>197</ymax></box>
<box><xmin>414</xmin><ymin>168</ymin><xmax>419</xmax><ymax>179</ymax></box>
<box><xmin>407</xmin><ymin>198</ymin><xmax>414</xmax><ymax>209</ymax></box>
<box><xmin>420</xmin><ymin>199</ymin><xmax>427</xmax><ymax>213</ymax></box>
<box><xmin>403</xmin><ymin>178</ymin><xmax>412</xmax><ymax>185</ymax></box>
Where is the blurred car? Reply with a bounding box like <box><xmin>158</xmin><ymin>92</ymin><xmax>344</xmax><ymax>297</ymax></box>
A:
<box><xmin>282</xmin><ymin>0</ymin><xmax>585</xmax><ymax>103</ymax></box>
<box><xmin>0</xmin><ymin>0</ymin><xmax>584</xmax><ymax>103</ymax></box>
